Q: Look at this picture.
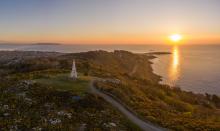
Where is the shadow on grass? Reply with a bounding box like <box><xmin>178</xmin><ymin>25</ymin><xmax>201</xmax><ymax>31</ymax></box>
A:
<box><xmin>35</xmin><ymin>73</ymin><xmax>90</xmax><ymax>96</ymax></box>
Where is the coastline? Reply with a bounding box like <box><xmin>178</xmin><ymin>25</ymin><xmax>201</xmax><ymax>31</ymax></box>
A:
<box><xmin>0</xmin><ymin>49</ymin><xmax>219</xmax><ymax>97</ymax></box>
<box><xmin>149</xmin><ymin>52</ymin><xmax>220</xmax><ymax>96</ymax></box>
<box><xmin>1</xmin><ymin>50</ymin><xmax>220</xmax><ymax>130</ymax></box>
<box><xmin>144</xmin><ymin>52</ymin><xmax>169</xmax><ymax>84</ymax></box>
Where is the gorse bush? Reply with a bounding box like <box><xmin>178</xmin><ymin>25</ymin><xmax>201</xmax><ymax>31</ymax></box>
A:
<box><xmin>1</xmin><ymin>50</ymin><xmax>220</xmax><ymax>130</ymax></box>
<box><xmin>96</xmin><ymin>78</ymin><xmax>220</xmax><ymax>130</ymax></box>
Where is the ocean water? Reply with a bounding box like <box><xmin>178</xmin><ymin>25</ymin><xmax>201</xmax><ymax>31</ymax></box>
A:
<box><xmin>0</xmin><ymin>44</ymin><xmax>220</xmax><ymax>95</ymax></box>
<box><xmin>151</xmin><ymin>45</ymin><xmax>220</xmax><ymax>95</ymax></box>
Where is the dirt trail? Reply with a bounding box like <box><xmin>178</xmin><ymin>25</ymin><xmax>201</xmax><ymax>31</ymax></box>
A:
<box><xmin>90</xmin><ymin>80</ymin><xmax>165</xmax><ymax>131</ymax></box>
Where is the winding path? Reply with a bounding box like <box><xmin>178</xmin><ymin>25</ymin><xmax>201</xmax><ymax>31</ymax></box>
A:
<box><xmin>89</xmin><ymin>80</ymin><xmax>165</xmax><ymax>131</ymax></box>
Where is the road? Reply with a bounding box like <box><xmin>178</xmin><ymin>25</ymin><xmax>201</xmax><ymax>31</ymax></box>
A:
<box><xmin>89</xmin><ymin>80</ymin><xmax>165</xmax><ymax>131</ymax></box>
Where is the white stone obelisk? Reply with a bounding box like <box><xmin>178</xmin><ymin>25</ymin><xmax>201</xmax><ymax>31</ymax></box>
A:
<box><xmin>70</xmin><ymin>59</ymin><xmax>77</xmax><ymax>79</ymax></box>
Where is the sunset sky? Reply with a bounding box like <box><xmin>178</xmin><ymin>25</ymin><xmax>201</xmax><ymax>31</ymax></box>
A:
<box><xmin>0</xmin><ymin>0</ymin><xmax>220</xmax><ymax>44</ymax></box>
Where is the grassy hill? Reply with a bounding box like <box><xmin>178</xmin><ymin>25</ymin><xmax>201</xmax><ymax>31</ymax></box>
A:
<box><xmin>35</xmin><ymin>73</ymin><xmax>90</xmax><ymax>95</ymax></box>
<box><xmin>0</xmin><ymin>50</ymin><xmax>220</xmax><ymax>130</ymax></box>
<box><xmin>0</xmin><ymin>70</ymin><xmax>140</xmax><ymax>130</ymax></box>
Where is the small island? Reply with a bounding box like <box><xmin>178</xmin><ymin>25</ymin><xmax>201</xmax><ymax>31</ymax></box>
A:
<box><xmin>32</xmin><ymin>43</ymin><xmax>62</xmax><ymax>45</ymax></box>
<box><xmin>145</xmin><ymin>51</ymin><xmax>172</xmax><ymax>55</ymax></box>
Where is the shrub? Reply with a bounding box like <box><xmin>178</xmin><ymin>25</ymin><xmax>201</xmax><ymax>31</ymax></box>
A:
<box><xmin>165</xmin><ymin>97</ymin><xmax>194</xmax><ymax>112</ymax></box>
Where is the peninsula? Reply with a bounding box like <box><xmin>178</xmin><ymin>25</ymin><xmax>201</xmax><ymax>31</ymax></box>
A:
<box><xmin>0</xmin><ymin>50</ymin><xmax>219</xmax><ymax>130</ymax></box>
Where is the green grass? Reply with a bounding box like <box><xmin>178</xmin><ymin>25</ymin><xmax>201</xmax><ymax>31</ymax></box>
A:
<box><xmin>35</xmin><ymin>73</ymin><xmax>90</xmax><ymax>96</ymax></box>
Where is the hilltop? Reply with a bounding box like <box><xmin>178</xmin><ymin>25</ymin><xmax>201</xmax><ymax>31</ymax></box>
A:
<box><xmin>0</xmin><ymin>50</ymin><xmax>219</xmax><ymax>130</ymax></box>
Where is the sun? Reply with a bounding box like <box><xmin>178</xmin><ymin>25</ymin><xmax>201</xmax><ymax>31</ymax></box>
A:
<box><xmin>169</xmin><ymin>34</ymin><xmax>182</xmax><ymax>42</ymax></box>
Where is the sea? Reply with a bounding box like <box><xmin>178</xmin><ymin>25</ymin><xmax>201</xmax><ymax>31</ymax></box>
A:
<box><xmin>0</xmin><ymin>44</ymin><xmax>220</xmax><ymax>95</ymax></box>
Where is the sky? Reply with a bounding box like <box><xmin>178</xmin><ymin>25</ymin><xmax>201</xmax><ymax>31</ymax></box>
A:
<box><xmin>0</xmin><ymin>0</ymin><xmax>220</xmax><ymax>44</ymax></box>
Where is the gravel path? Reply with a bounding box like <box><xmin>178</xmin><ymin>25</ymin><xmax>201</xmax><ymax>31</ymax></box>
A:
<box><xmin>90</xmin><ymin>80</ymin><xmax>165</xmax><ymax>131</ymax></box>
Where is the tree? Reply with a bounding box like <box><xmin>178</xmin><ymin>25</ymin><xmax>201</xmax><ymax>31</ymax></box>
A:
<box><xmin>83</xmin><ymin>61</ymin><xmax>90</xmax><ymax>76</ymax></box>
<box><xmin>212</xmin><ymin>95</ymin><xmax>220</xmax><ymax>108</ymax></box>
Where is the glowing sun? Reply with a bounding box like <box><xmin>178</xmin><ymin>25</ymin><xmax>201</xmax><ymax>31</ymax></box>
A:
<box><xmin>170</xmin><ymin>34</ymin><xmax>182</xmax><ymax>42</ymax></box>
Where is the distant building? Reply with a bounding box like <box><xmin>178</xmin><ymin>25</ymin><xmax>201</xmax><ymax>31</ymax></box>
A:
<box><xmin>70</xmin><ymin>59</ymin><xmax>77</xmax><ymax>79</ymax></box>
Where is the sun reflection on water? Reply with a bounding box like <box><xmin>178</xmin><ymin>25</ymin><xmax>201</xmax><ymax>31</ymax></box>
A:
<box><xmin>169</xmin><ymin>46</ymin><xmax>180</xmax><ymax>85</ymax></box>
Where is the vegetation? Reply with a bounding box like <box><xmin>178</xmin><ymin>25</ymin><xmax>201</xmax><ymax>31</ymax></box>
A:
<box><xmin>96</xmin><ymin>80</ymin><xmax>220</xmax><ymax>130</ymax></box>
<box><xmin>35</xmin><ymin>73</ymin><xmax>90</xmax><ymax>96</ymax></box>
<box><xmin>0</xmin><ymin>71</ymin><xmax>140</xmax><ymax>130</ymax></box>
<box><xmin>0</xmin><ymin>50</ymin><xmax>220</xmax><ymax>130</ymax></box>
